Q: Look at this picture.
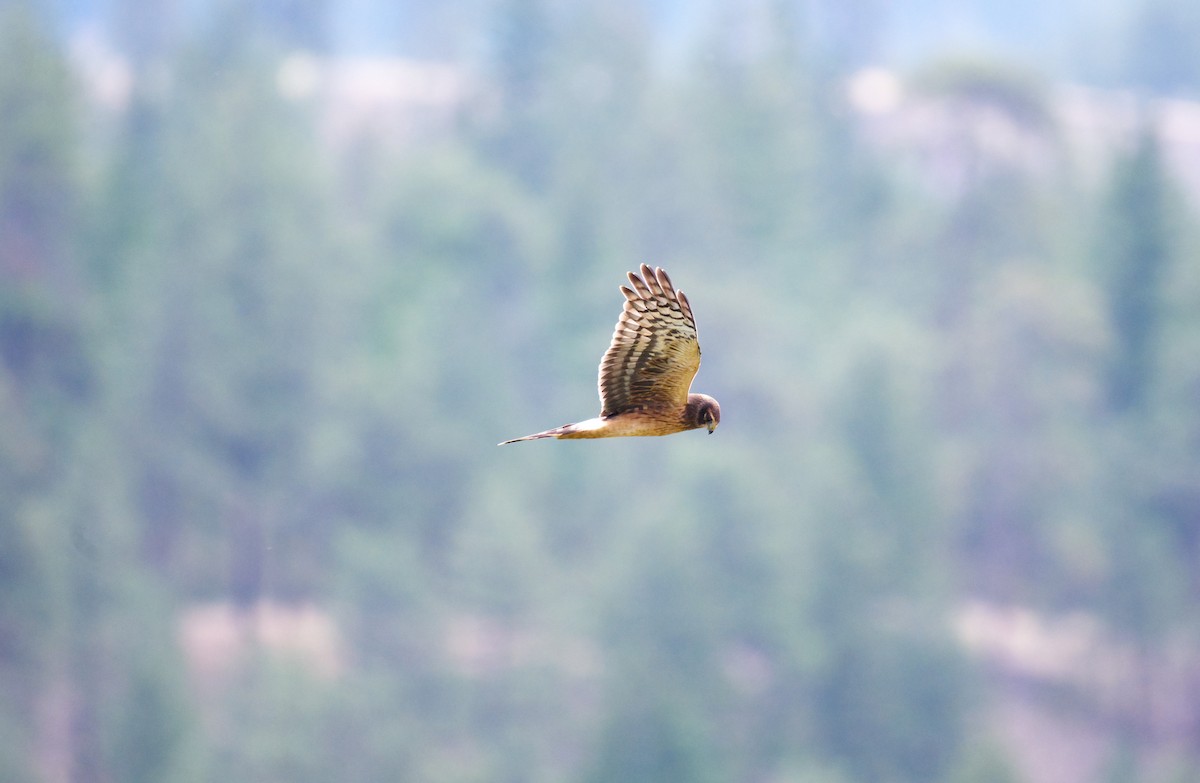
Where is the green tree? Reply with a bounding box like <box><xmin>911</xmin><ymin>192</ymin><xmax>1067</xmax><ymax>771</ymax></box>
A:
<box><xmin>907</xmin><ymin>58</ymin><xmax>1061</xmax><ymax>331</ymax></box>
<box><xmin>582</xmin><ymin>694</ymin><xmax>722</xmax><ymax>783</ymax></box>
<box><xmin>0</xmin><ymin>7</ymin><xmax>87</xmax><ymax>779</ymax></box>
<box><xmin>487</xmin><ymin>0</ymin><xmax>556</xmax><ymax>189</ymax></box>
<box><xmin>1102</xmin><ymin>125</ymin><xmax>1174</xmax><ymax>413</ymax></box>
<box><xmin>107</xmin><ymin>24</ymin><xmax>340</xmax><ymax>600</ymax></box>
<box><xmin>0</xmin><ymin>3</ymin><xmax>78</xmax><ymax>279</ymax></box>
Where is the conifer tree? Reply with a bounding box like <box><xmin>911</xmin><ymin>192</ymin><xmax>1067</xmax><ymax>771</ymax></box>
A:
<box><xmin>1104</xmin><ymin>126</ymin><xmax>1172</xmax><ymax>413</ymax></box>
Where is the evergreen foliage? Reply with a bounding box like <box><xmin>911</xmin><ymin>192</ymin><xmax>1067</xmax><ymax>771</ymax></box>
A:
<box><xmin>1</xmin><ymin>2</ymin><xmax>1198</xmax><ymax>782</ymax></box>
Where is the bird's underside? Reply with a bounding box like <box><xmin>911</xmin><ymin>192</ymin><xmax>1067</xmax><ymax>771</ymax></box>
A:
<box><xmin>500</xmin><ymin>406</ymin><xmax>696</xmax><ymax>444</ymax></box>
<box><xmin>500</xmin><ymin>264</ymin><xmax>721</xmax><ymax>445</ymax></box>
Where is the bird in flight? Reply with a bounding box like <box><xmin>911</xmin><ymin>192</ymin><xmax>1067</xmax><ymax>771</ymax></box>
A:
<box><xmin>500</xmin><ymin>264</ymin><xmax>721</xmax><ymax>444</ymax></box>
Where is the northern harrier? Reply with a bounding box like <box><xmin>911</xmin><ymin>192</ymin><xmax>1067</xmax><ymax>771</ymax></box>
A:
<box><xmin>500</xmin><ymin>264</ymin><xmax>721</xmax><ymax>444</ymax></box>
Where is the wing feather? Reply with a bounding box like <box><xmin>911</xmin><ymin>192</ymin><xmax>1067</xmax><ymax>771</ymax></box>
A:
<box><xmin>597</xmin><ymin>264</ymin><xmax>701</xmax><ymax>417</ymax></box>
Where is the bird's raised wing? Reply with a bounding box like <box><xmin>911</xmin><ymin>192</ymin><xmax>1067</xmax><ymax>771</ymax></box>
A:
<box><xmin>597</xmin><ymin>264</ymin><xmax>701</xmax><ymax>417</ymax></box>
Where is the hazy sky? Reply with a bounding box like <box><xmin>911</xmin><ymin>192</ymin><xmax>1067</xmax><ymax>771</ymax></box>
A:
<box><xmin>48</xmin><ymin>0</ymin><xmax>1142</xmax><ymax>86</ymax></box>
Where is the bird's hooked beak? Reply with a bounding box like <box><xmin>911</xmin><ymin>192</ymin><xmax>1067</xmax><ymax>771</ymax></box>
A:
<box><xmin>707</xmin><ymin>421</ymin><xmax>718</xmax><ymax>434</ymax></box>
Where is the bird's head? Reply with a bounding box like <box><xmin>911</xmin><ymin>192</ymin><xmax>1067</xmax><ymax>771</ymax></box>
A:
<box><xmin>687</xmin><ymin>394</ymin><xmax>721</xmax><ymax>435</ymax></box>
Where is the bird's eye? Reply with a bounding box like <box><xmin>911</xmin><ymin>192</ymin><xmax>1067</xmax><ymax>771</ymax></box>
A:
<box><xmin>702</xmin><ymin>411</ymin><xmax>712</xmax><ymax>423</ymax></box>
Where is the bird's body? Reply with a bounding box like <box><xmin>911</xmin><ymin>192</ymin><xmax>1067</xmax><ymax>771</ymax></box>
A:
<box><xmin>500</xmin><ymin>265</ymin><xmax>720</xmax><ymax>445</ymax></box>
<box><xmin>500</xmin><ymin>394</ymin><xmax>720</xmax><ymax>442</ymax></box>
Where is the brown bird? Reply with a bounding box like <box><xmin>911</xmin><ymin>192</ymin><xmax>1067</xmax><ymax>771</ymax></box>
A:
<box><xmin>500</xmin><ymin>264</ymin><xmax>721</xmax><ymax>444</ymax></box>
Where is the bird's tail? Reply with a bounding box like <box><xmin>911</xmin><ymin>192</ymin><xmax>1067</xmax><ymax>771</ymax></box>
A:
<box><xmin>497</xmin><ymin>425</ymin><xmax>572</xmax><ymax>445</ymax></box>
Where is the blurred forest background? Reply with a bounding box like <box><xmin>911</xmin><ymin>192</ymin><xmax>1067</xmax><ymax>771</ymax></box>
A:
<box><xmin>2</xmin><ymin>0</ymin><xmax>1200</xmax><ymax>781</ymax></box>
